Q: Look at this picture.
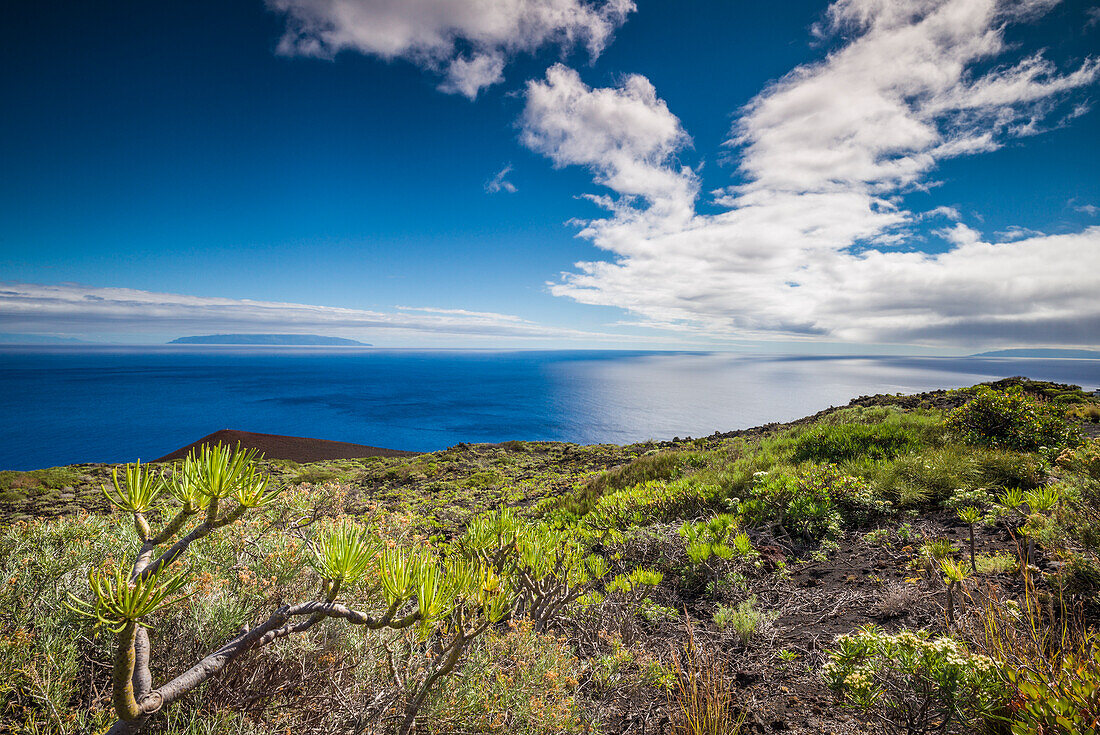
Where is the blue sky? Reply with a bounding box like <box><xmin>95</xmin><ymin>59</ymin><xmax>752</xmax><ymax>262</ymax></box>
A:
<box><xmin>1</xmin><ymin>0</ymin><xmax>1098</xmax><ymax>351</ymax></box>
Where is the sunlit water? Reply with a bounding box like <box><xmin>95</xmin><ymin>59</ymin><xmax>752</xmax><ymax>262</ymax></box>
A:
<box><xmin>0</xmin><ymin>347</ymin><xmax>1097</xmax><ymax>469</ymax></box>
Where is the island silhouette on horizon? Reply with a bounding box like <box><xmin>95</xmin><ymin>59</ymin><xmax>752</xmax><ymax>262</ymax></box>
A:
<box><xmin>168</xmin><ymin>334</ymin><xmax>370</xmax><ymax>346</ymax></box>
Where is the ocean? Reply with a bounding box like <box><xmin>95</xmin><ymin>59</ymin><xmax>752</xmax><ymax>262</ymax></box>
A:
<box><xmin>0</xmin><ymin>347</ymin><xmax>1097</xmax><ymax>470</ymax></box>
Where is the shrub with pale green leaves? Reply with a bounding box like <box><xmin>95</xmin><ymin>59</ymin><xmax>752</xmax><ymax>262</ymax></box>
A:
<box><xmin>61</xmin><ymin>445</ymin><xmax>521</xmax><ymax>735</ymax></box>
<box><xmin>713</xmin><ymin>595</ymin><xmax>769</xmax><ymax>646</ymax></box>
<box><xmin>738</xmin><ymin>463</ymin><xmax>889</xmax><ymax>542</ymax></box>
<box><xmin>823</xmin><ymin>626</ymin><xmax>1006</xmax><ymax>735</ymax></box>
<box><xmin>678</xmin><ymin>514</ymin><xmax>748</xmax><ymax>564</ymax></box>
<box><xmin>576</xmin><ymin>476</ymin><xmax>719</xmax><ymax>538</ymax></box>
<box><xmin>459</xmin><ymin>507</ymin><xmax>609</xmax><ymax>632</ymax></box>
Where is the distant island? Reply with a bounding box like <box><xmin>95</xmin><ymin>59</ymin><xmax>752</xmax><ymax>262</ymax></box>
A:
<box><xmin>973</xmin><ymin>348</ymin><xmax>1100</xmax><ymax>359</ymax></box>
<box><xmin>169</xmin><ymin>334</ymin><xmax>370</xmax><ymax>346</ymax></box>
<box><xmin>0</xmin><ymin>333</ymin><xmax>92</xmax><ymax>345</ymax></box>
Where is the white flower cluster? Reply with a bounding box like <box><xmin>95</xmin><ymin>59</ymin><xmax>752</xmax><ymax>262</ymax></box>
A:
<box><xmin>824</xmin><ymin>627</ymin><xmax>997</xmax><ymax>692</ymax></box>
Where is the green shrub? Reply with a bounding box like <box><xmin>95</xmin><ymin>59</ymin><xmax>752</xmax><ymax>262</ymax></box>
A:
<box><xmin>946</xmin><ymin>386</ymin><xmax>1077</xmax><ymax>451</ymax></box>
<box><xmin>820</xmin><ymin>469</ymin><xmax>893</xmax><ymax>526</ymax></box>
<box><xmin>679</xmin><ymin>514</ymin><xmax>749</xmax><ymax>564</ymax></box>
<box><xmin>739</xmin><ymin>464</ymin><xmax>888</xmax><ymax>540</ymax></box>
<box><xmin>463</xmin><ymin>469</ymin><xmax>504</xmax><ymax>489</ymax></box>
<box><xmin>607</xmin><ymin>567</ymin><xmax>665</xmax><ymax>619</ymax></box>
<box><xmin>973</xmin><ymin>552</ymin><xmax>1017</xmax><ymax>575</ymax></box>
<box><xmin>713</xmin><ymin>595</ymin><xmax>769</xmax><ymax>646</ymax></box>
<box><xmin>1007</xmin><ymin>641</ymin><xmax>1100</xmax><ymax>734</ymax></box>
<box><xmin>945</xmin><ymin>486</ymin><xmax>996</xmax><ymax>511</ymax></box>
<box><xmin>739</xmin><ymin>468</ymin><xmax>839</xmax><ymax>541</ymax></box>
<box><xmin>639</xmin><ymin>598</ymin><xmax>680</xmax><ymax>624</ymax></box>
<box><xmin>823</xmin><ymin>627</ymin><xmax>1006</xmax><ymax>734</ymax></box>
<box><xmin>578</xmin><ymin>476</ymin><xmax>719</xmax><ymax>536</ymax></box>
<box><xmin>912</xmin><ymin>539</ymin><xmax>958</xmax><ymax>576</ymax></box>
<box><xmin>0</xmin><ymin>514</ymin><xmax>120</xmax><ymax>731</ymax></box>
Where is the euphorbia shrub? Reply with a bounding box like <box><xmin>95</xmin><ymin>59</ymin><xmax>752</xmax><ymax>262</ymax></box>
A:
<box><xmin>68</xmin><ymin>445</ymin><xmax>515</xmax><ymax>735</ymax></box>
<box><xmin>823</xmin><ymin>626</ymin><xmax>1006</xmax><ymax>735</ymax></box>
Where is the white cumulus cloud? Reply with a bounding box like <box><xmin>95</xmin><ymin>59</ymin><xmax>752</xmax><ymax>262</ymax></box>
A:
<box><xmin>522</xmin><ymin>0</ymin><xmax>1100</xmax><ymax>348</ymax></box>
<box><xmin>267</xmin><ymin>0</ymin><xmax>635</xmax><ymax>98</ymax></box>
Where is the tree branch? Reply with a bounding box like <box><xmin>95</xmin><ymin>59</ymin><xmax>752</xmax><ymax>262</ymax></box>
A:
<box><xmin>114</xmin><ymin>598</ymin><xmax>418</xmax><ymax>729</ymax></box>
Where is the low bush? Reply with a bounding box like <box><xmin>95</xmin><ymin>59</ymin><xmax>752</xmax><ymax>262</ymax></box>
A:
<box><xmin>679</xmin><ymin>514</ymin><xmax>752</xmax><ymax>565</ymax></box>
<box><xmin>713</xmin><ymin>596</ymin><xmax>768</xmax><ymax>646</ymax></box>
<box><xmin>973</xmin><ymin>552</ymin><xmax>1017</xmax><ymax>575</ymax></box>
<box><xmin>946</xmin><ymin>386</ymin><xmax>1078</xmax><ymax>451</ymax></box>
<box><xmin>578</xmin><ymin>476</ymin><xmax>719</xmax><ymax>536</ymax></box>
<box><xmin>823</xmin><ymin>626</ymin><xmax>1006</xmax><ymax>735</ymax></box>
<box><xmin>739</xmin><ymin>464</ymin><xmax>888</xmax><ymax>541</ymax></box>
<box><xmin>1008</xmin><ymin>642</ymin><xmax>1100</xmax><ymax>734</ymax></box>
<box><xmin>739</xmin><ymin>468</ymin><xmax>839</xmax><ymax>542</ymax></box>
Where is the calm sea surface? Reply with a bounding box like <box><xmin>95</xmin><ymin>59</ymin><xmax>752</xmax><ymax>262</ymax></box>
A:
<box><xmin>0</xmin><ymin>347</ymin><xmax>1097</xmax><ymax>470</ymax></box>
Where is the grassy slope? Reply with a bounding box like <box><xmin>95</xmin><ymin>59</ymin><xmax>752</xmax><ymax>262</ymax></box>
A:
<box><xmin>2</xmin><ymin>377</ymin><xmax>1099</xmax><ymax>735</ymax></box>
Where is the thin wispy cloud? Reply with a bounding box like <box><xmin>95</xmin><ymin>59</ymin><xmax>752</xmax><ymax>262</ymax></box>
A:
<box><xmin>0</xmin><ymin>283</ymin><xmax>636</xmax><ymax>343</ymax></box>
<box><xmin>994</xmin><ymin>225</ymin><xmax>1045</xmax><ymax>242</ymax></box>
<box><xmin>919</xmin><ymin>206</ymin><xmax>963</xmax><ymax>222</ymax></box>
<box><xmin>485</xmin><ymin>164</ymin><xmax>518</xmax><ymax>193</ymax></box>
<box><xmin>267</xmin><ymin>0</ymin><xmax>635</xmax><ymax>98</ymax></box>
<box><xmin>521</xmin><ymin>0</ymin><xmax>1100</xmax><ymax>347</ymax></box>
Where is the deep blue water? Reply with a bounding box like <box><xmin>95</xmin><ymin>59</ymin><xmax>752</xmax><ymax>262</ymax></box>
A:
<box><xmin>0</xmin><ymin>347</ymin><xmax>1097</xmax><ymax>470</ymax></box>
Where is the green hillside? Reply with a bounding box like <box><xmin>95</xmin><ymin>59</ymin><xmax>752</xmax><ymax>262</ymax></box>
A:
<box><xmin>3</xmin><ymin>378</ymin><xmax>1100</xmax><ymax>735</ymax></box>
